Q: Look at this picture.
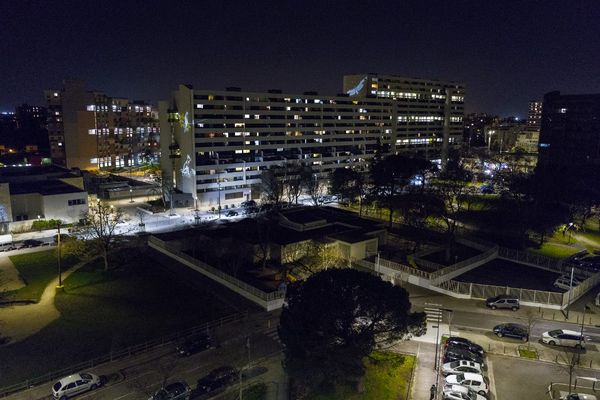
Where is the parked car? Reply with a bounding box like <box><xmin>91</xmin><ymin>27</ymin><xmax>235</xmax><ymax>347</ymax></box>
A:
<box><xmin>225</xmin><ymin>210</ymin><xmax>239</xmax><ymax>217</ymax></box>
<box><xmin>542</xmin><ymin>329</ymin><xmax>587</xmax><ymax>348</ymax></box>
<box><xmin>443</xmin><ymin>346</ymin><xmax>484</xmax><ymax>367</ymax></box>
<box><xmin>197</xmin><ymin>366</ymin><xmax>238</xmax><ymax>394</ymax></box>
<box><xmin>554</xmin><ymin>275</ymin><xmax>583</xmax><ymax>290</ymax></box>
<box><xmin>493</xmin><ymin>323</ymin><xmax>529</xmax><ymax>341</ymax></box>
<box><xmin>442</xmin><ymin>360</ymin><xmax>482</xmax><ymax>376</ymax></box>
<box><xmin>443</xmin><ymin>384</ymin><xmax>487</xmax><ymax>400</ymax></box>
<box><xmin>485</xmin><ymin>294</ymin><xmax>520</xmax><ymax>310</ymax></box>
<box><xmin>445</xmin><ymin>372</ymin><xmax>489</xmax><ymax>396</ymax></box>
<box><xmin>445</xmin><ymin>337</ymin><xmax>484</xmax><ymax>357</ymax></box>
<box><xmin>562</xmin><ymin>394</ymin><xmax>598</xmax><ymax>400</ymax></box>
<box><xmin>148</xmin><ymin>381</ymin><xmax>192</xmax><ymax>400</ymax></box>
<box><xmin>52</xmin><ymin>372</ymin><xmax>102</xmax><ymax>399</ymax></box>
<box><xmin>23</xmin><ymin>239</ymin><xmax>43</xmax><ymax>248</ymax></box>
<box><xmin>176</xmin><ymin>333</ymin><xmax>214</xmax><ymax>356</ymax></box>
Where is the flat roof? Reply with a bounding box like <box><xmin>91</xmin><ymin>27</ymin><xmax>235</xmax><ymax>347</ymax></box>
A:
<box><xmin>0</xmin><ymin>165</ymin><xmax>74</xmax><ymax>178</ymax></box>
<box><xmin>10</xmin><ymin>180</ymin><xmax>86</xmax><ymax>196</ymax></box>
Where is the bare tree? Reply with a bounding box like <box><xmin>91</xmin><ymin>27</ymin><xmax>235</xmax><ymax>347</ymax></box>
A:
<box><xmin>283</xmin><ymin>163</ymin><xmax>304</xmax><ymax>205</ymax></box>
<box><xmin>79</xmin><ymin>200</ymin><xmax>125</xmax><ymax>271</ymax></box>
<box><xmin>524</xmin><ymin>309</ymin><xmax>538</xmax><ymax>350</ymax></box>
<box><xmin>553</xmin><ymin>348</ymin><xmax>580</xmax><ymax>394</ymax></box>
<box><xmin>302</xmin><ymin>167</ymin><xmax>326</xmax><ymax>206</ymax></box>
<box><xmin>128</xmin><ymin>357</ymin><xmax>178</xmax><ymax>397</ymax></box>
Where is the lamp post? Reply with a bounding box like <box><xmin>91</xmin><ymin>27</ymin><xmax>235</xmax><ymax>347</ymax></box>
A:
<box><xmin>56</xmin><ymin>220</ymin><xmax>63</xmax><ymax>290</ymax></box>
<box><xmin>566</xmin><ymin>265</ymin><xmax>575</xmax><ymax>318</ymax></box>
<box><xmin>129</xmin><ymin>186</ymin><xmax>134</xmax><ymax>203</ymax></box>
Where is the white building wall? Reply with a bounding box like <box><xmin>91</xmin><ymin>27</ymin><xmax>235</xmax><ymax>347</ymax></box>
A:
<box><xmin>42</xmin><ymin>192</ymin><xmax>88</xmax><ymax>222</ymax></box>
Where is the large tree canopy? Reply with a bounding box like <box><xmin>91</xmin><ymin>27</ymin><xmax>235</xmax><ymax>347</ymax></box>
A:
<box><xmin>279</xmin><ymin>268</ymin><xmax>425</xmax><ymax>390</ymax></box>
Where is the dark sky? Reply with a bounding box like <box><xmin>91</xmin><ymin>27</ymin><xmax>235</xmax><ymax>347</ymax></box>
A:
<box><xmin>1</xmin><ymin>0</ymin><xmax>599</xmax><ymax>116</ymax></box>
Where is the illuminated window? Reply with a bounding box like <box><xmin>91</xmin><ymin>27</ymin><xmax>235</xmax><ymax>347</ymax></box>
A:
<box><xmin>208</xmin><ymin>95</ymin><xmax>214</xmax><ymax>101</ymax></box>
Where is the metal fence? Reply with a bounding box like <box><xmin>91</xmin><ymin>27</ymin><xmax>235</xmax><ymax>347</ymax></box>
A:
<box><xmin>354</xmin><ymin>258</ymin><xmax>431</xmax><ymax>280</ymax></box>
<box><xmin>561</xmin><ymin>270</ymin><xmax>600</xmax><ymax>308</ymax></box>
<box><xmin>429</xmin><ymin>245</ymin><xmax>498</xmax><ymax>282</ymax></box>
<box><xmin>467</xmin><ymin>281</ymin><xmax>564</xmax><ymax>305</ymax></box>
<box><xmin>0</xmin><ymin>312</ymin><xmax>246</xmax><ymax>398</ymax></box>
<box><xmin>148</xmin><ymin>236</ymin><xmax>285</xmax><ymax>303</ymax></box>
<box><xmin>498</xmin><ymin>247</ymin><xmax>573</xmax><ymax>275</ymax></box>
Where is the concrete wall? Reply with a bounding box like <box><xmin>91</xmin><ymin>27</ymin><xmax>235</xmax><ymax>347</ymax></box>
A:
<box><xmin>42</xmin><ymin>192</ymin><xmax>88</xmax><ymax>221</ymax></box>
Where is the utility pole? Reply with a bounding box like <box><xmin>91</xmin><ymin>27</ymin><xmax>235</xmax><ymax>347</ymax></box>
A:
<box><xmin>56</xmin><ymin>220</ymin><xmax>63</xmax><ymax>290</ymax></box>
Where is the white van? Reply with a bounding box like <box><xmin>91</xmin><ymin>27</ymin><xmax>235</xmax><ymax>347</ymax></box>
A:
<box><xmin>554</xmin><ymin>275</ymin><xmax>582</xmax><ymax>290</ymax></box>
<box><xmin>542</xmin><ymin>329</ymin><xmax>586</xmax><ymax>348</ymax></box>
<box><xmin>52</xmin><ymin>372</ymin><xmax>102</xmax><ymax>399</ymax></box>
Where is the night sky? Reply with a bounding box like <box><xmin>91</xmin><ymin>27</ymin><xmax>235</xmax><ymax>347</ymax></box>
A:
<box><xmin>1</xmin><ymin>0</ymin><xmax>599</xmax><ymax>116</ymax></box>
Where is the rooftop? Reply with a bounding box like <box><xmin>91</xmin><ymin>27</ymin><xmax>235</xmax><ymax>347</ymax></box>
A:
<box><xmin>9</xmin><ymin>180</ymin><xmax>86</xmax><ymax>196</ymax></box>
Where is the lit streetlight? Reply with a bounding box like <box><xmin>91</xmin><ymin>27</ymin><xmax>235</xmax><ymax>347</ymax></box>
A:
<box><xmin>56</xmin><ymin>220</ymin><xmax>63</xmax><ymax>290</ymax></box>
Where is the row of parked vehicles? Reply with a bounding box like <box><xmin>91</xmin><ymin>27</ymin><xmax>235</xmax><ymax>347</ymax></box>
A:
<box><xmin>52</xmin><ymin>332</ymin><xmax>241</xmax><ymax>400</ymax></box>
<box><xmin>442</xmin><ymin>337</ymin><xmax>489</xmax><ymax>399</ymax></box>
<box><xmin>0</xmin><ymin>239</ymin><xmax>48</xmax><ymax>251</ymax></box>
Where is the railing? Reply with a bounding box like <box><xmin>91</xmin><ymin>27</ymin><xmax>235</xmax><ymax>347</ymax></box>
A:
<box><xmin>148</xmin><ymin>236</ymin><xmax>285</xmax><ymax>302</ymax></box>
<box><xmin>429</xmin><ymin>245</ymin><xmax>499</xmax><ymax>282</ymax></box>
<box><xmin>561</xmin><ymin>271</ymin><xmax>600</xmax><ymax>308</ymax></box>
<box><xmin>468</xmin><ymin>281</ymin><xmax>564</xmax><ymax>306</ymax></box>
<box><xmin>353</xmin><ymin>258</ymin><xmax>431</xmax><ymax>280</ymax></box>
<box><xmin>0</xmin><ymin>312</ymin><xmax>246</xmax><ymax>398</ymax></box>
<box><xmin>498</xmin><ymin>247</ymin><xmax>565</xmax><ymax>273</ymax></box>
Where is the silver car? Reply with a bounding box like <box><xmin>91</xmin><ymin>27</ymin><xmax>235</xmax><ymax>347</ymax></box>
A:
<box><xmin>52</xmin><ymin>372</ymin><xmax>102</xmax><ymax>399</ymax></box>
<box><xmin>442</xmin><ymin>360</ymin><xmax>482</xmax><ymax>376</ymax></box>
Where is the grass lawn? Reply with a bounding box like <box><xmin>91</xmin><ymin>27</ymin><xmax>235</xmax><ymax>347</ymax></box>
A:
<box><xmin>7</xmin><ymin>250</ymin><xmax>78</xmax><ymax>302</ymax></box>
<box><xmin>311</xmin><ymin>352</ymin><xmax>415</xmax><ymax>400</ymax></box>
<box><xmin>518</xmin><ymin>347</ymin><xmax>538</xmax><ymax>359</ymax></box>
<box><xmin>0</xmin><ymin>247</ymin><xmax>236</xmax><ymax>387</ymax></box>
<box><xmin>528</xmin><ymin>242</ymin><xmax>581</xmax><ymax>259</ymax></box>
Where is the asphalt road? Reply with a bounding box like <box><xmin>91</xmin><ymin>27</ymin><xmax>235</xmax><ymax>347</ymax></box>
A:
<box><xmin>448</xmin><ymin>309</ymin><xmax>600</xmax><ymax>343</ymax></box>
<box><xmin>6</xmin><ymin>328</ymin><xmax>283</xmax><ymax>400</ymax></box>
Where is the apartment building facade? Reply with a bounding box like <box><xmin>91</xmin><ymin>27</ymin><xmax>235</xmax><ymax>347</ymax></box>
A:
<box><xmin>45</xmin><ymin>80</ymin><xmax>160</xmax><ymax>170</ymax></box>
<box><xmin>160</xmin><ymin>75</ymin><xmax>464</xmax><ymax>208</ymax></box>
<box><xmin>343</xmin><ymin>74</ymin><xmax>465</xmax><ymax>162</ymax></box>
<box><xmin>539</xmin><ymin>91</ymin><xmax>600</xmax><ymax>166</ymax></box>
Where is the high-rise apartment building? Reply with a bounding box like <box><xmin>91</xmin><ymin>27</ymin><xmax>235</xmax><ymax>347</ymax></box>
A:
<box><xmin>160</xmin><ymin>74</ymin><xmax>465</xmax><ymax>209</ymax></box>
<box><xmin>527</xmin><ymin>101</ymin><xmax>543</xmax><ymax>130</ymax></box>
<box><xmin>538</xmin><ymin>91</ymin><xmax>600</xmax><ymax>166</ymax></box>
<box><xmin>160</xmin><ymin>85</ymin><xmax>395</xmax><ymax>208</ymax></box>
<box><xmin>343</xmin><ymin>74</ymin><xmax>465</xmax><ymax>163</ymax></box>
<box><xmin>44</xmin><ymin>80</ymin><xmax>160</xmax><ymax>169</ymax></box>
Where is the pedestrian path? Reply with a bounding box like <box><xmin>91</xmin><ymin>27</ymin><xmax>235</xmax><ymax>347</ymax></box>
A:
<box><xmin>0</xmin><ymin>258</ymin><xmax>88</xmax><ymax>344</ymax></box>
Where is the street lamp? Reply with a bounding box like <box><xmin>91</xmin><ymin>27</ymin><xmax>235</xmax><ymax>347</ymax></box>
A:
<box><xmin>56</xmin><ymin>220</ymin><xmax>63</xmax><ymax>290</ymax></box>
<box><xmin>129</xmin><ymin>186</ymin><xmax>134</xmax><ymax>203</ymax></box>
<box><xmin>566</xmin><ymin>265</ymin><xmax>575</xmax><ymax>318</ymax></box>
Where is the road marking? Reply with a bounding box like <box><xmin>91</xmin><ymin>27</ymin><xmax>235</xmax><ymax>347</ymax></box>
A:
<box><xmin>112</xmin><ymin>393</ymin><xmax>133</xmax><ymax>400</ymax></box>
<box><xmin>487</xmin><ymin>357</ymin><xmax>497</xmax><ymax>400</ymax></box>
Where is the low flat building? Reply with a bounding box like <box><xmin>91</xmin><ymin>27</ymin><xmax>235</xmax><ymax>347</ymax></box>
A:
<box><xmin>0</xmin><ymin>166</ymin><xmax>88</xmax><ymax>232</ymax></box>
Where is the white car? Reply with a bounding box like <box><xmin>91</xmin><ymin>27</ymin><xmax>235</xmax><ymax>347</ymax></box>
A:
<box><xmin>554</xmin><ymin>275</ymin><xmax>582</xmax><ymax>290</ymax></box>
<box><xmin>52</xmin><ymin>372</ymin><xmax>102</xmax><ymax>399</ymax></box>
<box><xmin>442</xmin><ymin>360</ymin><xmax>482</xmax><ymax>376</ymax></box>
<box><xmin>542</xmin><ymin>329</ymin><xmax>586</xmax><ymax>348</ymax></box>
<box><xmin>443</xmin><ymin>384</ymin><xmax>487</xmax><ymax>400</ymax></box>
<box><xmin>445</xmin><ymin>372</ymin><xmax>488</xmax><ymax>396</ymax></box>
